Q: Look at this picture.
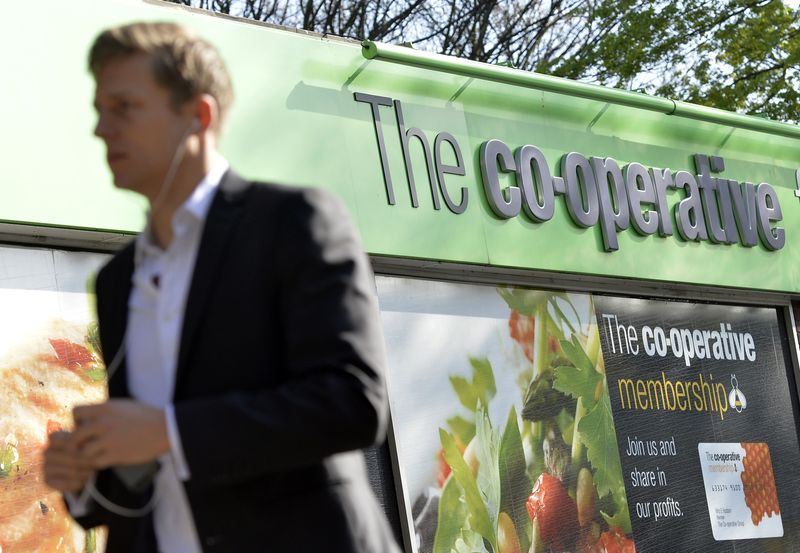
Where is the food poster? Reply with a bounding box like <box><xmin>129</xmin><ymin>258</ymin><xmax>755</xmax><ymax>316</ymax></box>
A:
<box><xmin>377</xmin><ymin>276</ymin><xmax>634</xmax><ymax>553</ymax></box>
<box><xmin>0</xmin><ymin>246</ymin><xmax>109</xmax><ymax>552</ymax></box>
<box><xmin>594</xmin><ymin>295</ymin><xmax>800</xmax><ymax>552</ymax></box>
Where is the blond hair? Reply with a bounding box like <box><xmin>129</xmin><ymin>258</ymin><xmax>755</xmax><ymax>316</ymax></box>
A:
<box><xmin>89</xmin><ymin>21</ymin><xmax>233</xmax><ymax>129</ymax></box>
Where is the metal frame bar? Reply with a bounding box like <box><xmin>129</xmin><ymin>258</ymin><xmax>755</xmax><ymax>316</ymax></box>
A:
<box><xmin>362</xmin><ymin>40</ymin><xmax>800</xmax><ymax>141</ymax></box>
<box><xmin>783</xmin><ymin>306</ymin><xmax>800</xmax><ymax>441</ymax></box>
<box><xmin>371</xmin><ymin>255</ymin><xmax>796</xmax><ymax>307</ymax></box>
<box><xmin>0</xmin><ymin>223</ymin><xmax>131</xmax><ymax>253</ymax></box>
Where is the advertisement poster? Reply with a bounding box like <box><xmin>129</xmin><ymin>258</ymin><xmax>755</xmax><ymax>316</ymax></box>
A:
<box><xmin>595</xmin><ymin>296</ymin><xmax>800</xmax><ymax>552</ymax></box>
<box><xmin>380</xmin><ymin>278</ymin><xmax>800</xmax><ymax>553</ymax></box>
<box><xmin>378</xmin><ymin>277</ymin><xmax>634</xmax><ymax>553</ymax></box>
<box><xmin>0</xmin><ymin>246</ymin><xmax>109</xmax><ymax>552</ymax></box>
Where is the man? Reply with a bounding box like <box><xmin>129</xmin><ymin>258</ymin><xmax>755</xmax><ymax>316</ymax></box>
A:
<box><xmin>43</xmin><ymin>21</ymin><xmax>400</xmax><ymax>553</ymax></box>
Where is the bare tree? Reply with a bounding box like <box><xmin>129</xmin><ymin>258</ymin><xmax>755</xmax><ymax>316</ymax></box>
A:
<box><xmin>166</xmin><ymin>0</ymin><xmax>427</xmax><ymax>41</ymax></box>
<box><xmin>165</xmin><ymin>1</ymin><xmax>651</xmax><ymax>78</ymax></box>
<box><xmin>167</xmin><ymin>0</ymin><xmax>800</xmax><ymax>121</ymax></box>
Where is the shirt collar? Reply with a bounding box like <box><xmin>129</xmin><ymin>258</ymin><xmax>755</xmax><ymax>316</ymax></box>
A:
<box><xmin>182</xmin><ymin>155</ymin><xmax>229</xmax><ymax>223</ymax></box>
<box><xmin>137</xmin><ymin>156</ymin><xmax>230</xmax><ymax>255</ymax></box>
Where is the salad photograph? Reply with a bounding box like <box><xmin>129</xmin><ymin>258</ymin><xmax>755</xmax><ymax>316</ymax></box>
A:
<box><xmin>379</xmin><ymin>278</ymin><xmax>635</xmax><ymax>553</ymax></box>
<box><xmin>0</xmin><ymin>319</ymin><xmax>107</xmax><ymax>553</ymax></box>
<box><xmin>0</xmin><ymin>249</ymin><xmax>109</xmax><ymax>553</ymax></box>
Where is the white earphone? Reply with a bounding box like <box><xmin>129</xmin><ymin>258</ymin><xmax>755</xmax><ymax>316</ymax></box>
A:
<box><xmin>78</xmin><ymin>114</ymin><xmax>205</xmax><ymax>519</ymax></box>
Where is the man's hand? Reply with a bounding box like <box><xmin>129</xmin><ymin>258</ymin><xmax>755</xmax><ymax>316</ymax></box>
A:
<box><xmin>72</xmin><ymin>399</ymin><xmax>170</xmax><ymax>469</ymax></box>
<box><xmin>44</xmin><ymin>431</ymin><xmax>94</xmax><ymax>493</ymax></box>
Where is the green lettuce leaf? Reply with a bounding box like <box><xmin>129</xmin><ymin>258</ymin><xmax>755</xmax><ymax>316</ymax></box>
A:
<box><xmin>555</xmin><ymin>335</ymin><xmax>603</xmax><ymax>398</ymax></box>
<box><xmin>577</xmin><ymin>392</ymin><xmax>624</xmax><ymax>499</ymax></box>
<box><xmin>553</xmin><ymin>334</ymin><xmax>631</xmax><ymax>532</ymax></box>
<box><xmin>601</xmin><ymin>488</ymin><xmax>633</xmax><ymax>534</ymax></box>
<box><xmin>0</xmin><ymin>443</ymin><xmax>19</xmax><ymax>478</ymax></box>
<box><xmin>86</xmin><ymin>322</ymin><xmax>102</xmax><ymax>357</ymax></box>
<box><xmin>447</xmin><ymin>415</ymin><xmax>476</xmax><ymax>446</ymax></box>
<box><xmin>433</xmin><ymin>476</ymin><xmax>468</xmax><ymax>553</ymax></box>
<box><xmin>553</xmin><ymin>364</ymin><xmax>602</xmax><ymax>412</ymax></box>
<box><xmin>475</xmin><ymin>408</ymin><xmax>500</xmax><ymax>552</ymax></box>
<box><xmin>450</xmin><ymin>376</ymin><xmax>480</xmax><ymax>411</ymax></box>
<box><xmin>499</xmin><ymin>407</ymin><xmax>532</xmax><ymax>553</ymax></box>
<box><xmin>470</xmin><ymin>357</ymin><xmax>497</xmax><ymax>400</ymax></box>
<box><xmin>440</xmin><ymin>429</ymin><xmax>495</xmax><ymax>549</ymax></box>
<box><xmin>449</xmin><ymin>357</ymin><xmax>496</xmax><ymax>412</ymax></box>
<box><xmin>83</xmin><ymin>365</ymin><xmax>107</xmax><ymax>382</ymax></box>
<box><xmin>452</xmin><ymin>527</ymin><xmax>489</xmax><ymax>553</ymax></box>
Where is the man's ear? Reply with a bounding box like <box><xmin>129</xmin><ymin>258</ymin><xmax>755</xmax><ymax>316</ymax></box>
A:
<box><xmin>193</xmin><ymin>94</ymin><xmax>219</xmax><ymax>132</ymax></box>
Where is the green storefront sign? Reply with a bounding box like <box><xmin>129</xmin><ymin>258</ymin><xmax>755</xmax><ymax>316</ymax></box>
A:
<box><xmin>2</xmin><ymin>0</ymin><xmax>799</xmax><ymax>289</ymax></box>
<box><xmin>354</xmin><ymin>89</ymin><xmax>785</xmax><ymax>252</ymax></box>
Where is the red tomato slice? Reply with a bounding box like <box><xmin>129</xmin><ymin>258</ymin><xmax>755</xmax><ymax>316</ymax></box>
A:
<box><xmin>48</xmin><ymin>339</ymin><xmax>95</xmax><ymax>368</ymax></box>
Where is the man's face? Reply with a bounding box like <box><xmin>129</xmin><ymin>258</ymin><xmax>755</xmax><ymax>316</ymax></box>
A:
<box><xmin>93</xmin><ymin>54</ymin><xmax>192</xmax><ymax>198</ymax></box>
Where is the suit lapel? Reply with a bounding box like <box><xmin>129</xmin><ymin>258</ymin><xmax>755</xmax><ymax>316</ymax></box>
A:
<box><xmin>104</xmin><ymin>244</ymin><xmax>135</xmax><ymax>398</ymax></box>
<box><xmin>174</xmin><ymin>170</ymin><xmax>251</xmax><ymax>395</ymax></box>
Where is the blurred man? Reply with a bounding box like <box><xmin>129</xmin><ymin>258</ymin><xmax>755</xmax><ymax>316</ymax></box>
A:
<box><xmin>44</xmin><ymin>21</ymin><xmax>399</xmax><ymax>553</ymax></box>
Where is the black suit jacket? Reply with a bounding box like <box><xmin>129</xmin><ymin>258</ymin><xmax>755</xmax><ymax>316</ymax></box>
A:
<box><xmin>76</xmin><ymin>171</ymin><xmax>400</xmax><ymax>553</ymax></box>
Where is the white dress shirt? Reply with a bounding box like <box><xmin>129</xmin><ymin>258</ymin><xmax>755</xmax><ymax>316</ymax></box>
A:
<box><xmin>125</xmin><ymin>157</ymin><xmax>228</xmax><ymax>553</ymax></box>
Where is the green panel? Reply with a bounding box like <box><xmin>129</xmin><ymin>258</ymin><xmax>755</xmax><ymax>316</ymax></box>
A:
<box><xmin>4</xmin><ymin>0</ymin><xmax>800</xmax><ymax>292</ymax></box>
<box><xmin>0</xmin><ymin>0</ymin><xmax>151</xmax><ymax>232</ymax></box>
<box><xmin>456</xmin><ymin>80</ymin><xmax>800</xmax><ymax>290</ymax></box>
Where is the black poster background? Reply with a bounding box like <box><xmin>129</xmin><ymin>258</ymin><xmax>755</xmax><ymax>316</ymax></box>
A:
<box><xmin>594</xmin><ymin>296</ymin><xmax>800</xmax><ymax>553</ymax></box>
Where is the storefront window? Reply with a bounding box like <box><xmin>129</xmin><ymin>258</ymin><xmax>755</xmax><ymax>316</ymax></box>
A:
<box><xmin>377</xmin><ymin>276</ymin><xmax>800</xmax><ymax>553</ymax></box>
